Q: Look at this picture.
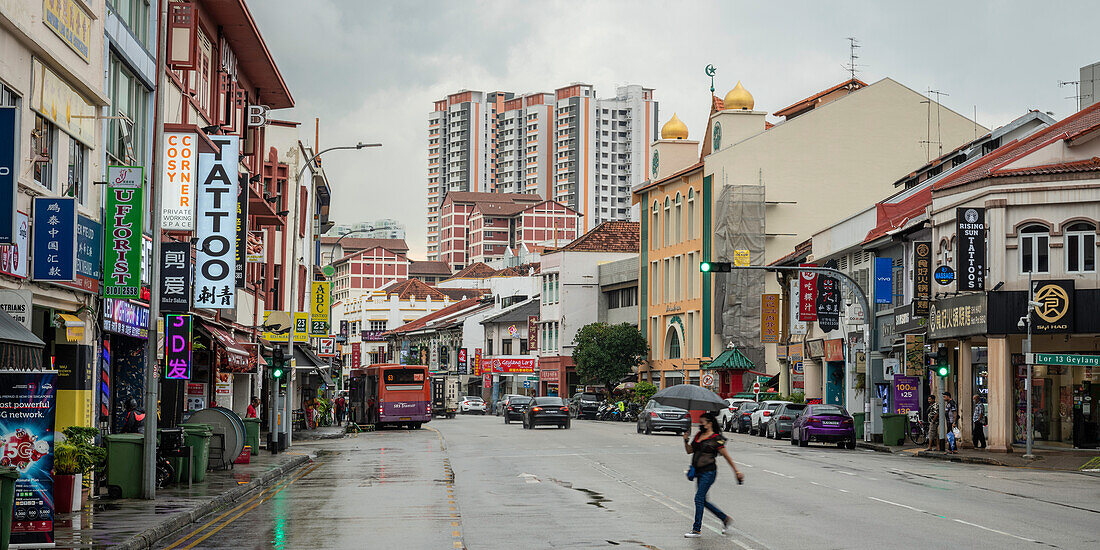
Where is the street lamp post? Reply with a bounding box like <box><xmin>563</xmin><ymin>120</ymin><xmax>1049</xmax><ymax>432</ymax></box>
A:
<box><xmin>1022</xmin><ymin>272</ymin><xmax>1038</xmax><ymax>459</ymax></box>
<box><xmin>280</xmin><ymin>142</ymin><xmax>380</xmax><ymax>449</ymax></box>
<box><xmin>326</xmin><ymin>227</ymin><xmax>376</xmax><ymax>266</ymax></box>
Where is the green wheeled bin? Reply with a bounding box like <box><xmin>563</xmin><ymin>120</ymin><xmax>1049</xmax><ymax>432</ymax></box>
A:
<box><xmin>177</xmin><ymin>424</ymin><xmax>213</xmax><ymax>482</ymax></box>
<box><xmin>881</xmin><ymin>413</ymin><xmax>907</xmax><ymax>446</ymax></box>
<box><xmin>242</xmin><ymin>418</ymin><xmax>261</xmax><ymax>456</ymax></box>
<box><xmin>104</xmin><ymin>434</ymin><xmax>144</xmax><ymax>498</ymax></box>
<box><xmin>0</xmin><ymin>466</ymin><xmax>19</xmax><ymax>550</ymax></box>
<box><xmin>852</xmin><ymin>412</ymin><xmax>865</xmax><ymax>441</ymax></box>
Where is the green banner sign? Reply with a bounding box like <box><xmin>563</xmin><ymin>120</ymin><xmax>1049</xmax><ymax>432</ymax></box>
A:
<box><xmin>103</xmin><ymin>166</ymin><xmax>144</xmax><ymax>298</ymax></box>
<box><xmin>1030</xmin><ymin>353</ymin><xmax>1100</xmax><ymax>368</ymax></box>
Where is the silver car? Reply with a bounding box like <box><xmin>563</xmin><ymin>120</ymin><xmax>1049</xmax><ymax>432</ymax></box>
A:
<box><xmin>750</xmin><ymin>400</ymin><xmax>788</xmax><ymax>436</ymax></box>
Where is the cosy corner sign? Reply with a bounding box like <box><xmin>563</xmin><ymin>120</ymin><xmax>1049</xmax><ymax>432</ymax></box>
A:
<box><xmin>193</xmin><ymin>136</ymin><xmax>239</xmax><ymax>309</ymax></box>
<box><xmin>161</xmin><ymin>133</ymin><xmax>197</xmax><ymax>230</ymax></box>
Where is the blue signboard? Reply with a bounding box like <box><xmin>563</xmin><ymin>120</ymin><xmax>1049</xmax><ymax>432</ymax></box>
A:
<box><xmin>31</xmin><ymin>197</ymin><xmax>77</xmax><ymax>281</ymax></box>
<box><xmin>874</xmin><ymin>257</ymin><xmax>894</xmax><ymax>304</ymax></box>
<box><xmin>0</xmin><ymin>371</ymin><xmax>57</xmax><ymax>546</ymax></box>
<box><xmin>0</xmin><ymin>107</ymin><xmax>15</xmax><ymax>244</ymax></box>
<box><xmin>75</xmin><ymin>215</ymin><xmax>101</xmax><ymax>280</ymax></box>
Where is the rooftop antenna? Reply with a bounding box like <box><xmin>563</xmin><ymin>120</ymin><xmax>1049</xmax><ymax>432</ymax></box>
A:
<box><xmin>843</xmin><ymin>37</ymin><xmax>863</xmax><ymax>89</ymax></box>
<box><xmin>919</xmin><ymin>88</ymin><xmax>948</xmax><ymax>160</ymax></box>
<box><xmin>1058</xmin><ymin>80</ymin><xmax>1088</xmax><ymax>112</ymax></box>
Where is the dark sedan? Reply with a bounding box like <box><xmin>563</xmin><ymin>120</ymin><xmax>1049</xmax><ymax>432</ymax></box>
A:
<box><xmin>570</xmin><ymin>392</ymin><xmax>601</xmax><ymax>419</ymax></box>
<box><xmin>503</xmin><ymin>396</ymin><xmax>532</xmax><ymax>423</ymax></box>
<box><xmin>765</xmin><ymin>403</ymin><xmax>806</xmax><ymax>439</ymax></box>
<box><xmin>791</xmin><ymin>404</ymin><xmax>856</xmax><ymax>448</ymax></box>
<box><xmin>636</xmin><ymin>400</ymin><xmax>690</xmax><ymax>435</ymax></box>
<box><xmin>523</xmin><ymin>397</ymin><xmax>571</xmax><ymax>429</ymax></box>
<box><xmin>735</xmin><ymin>401</ymin><xmax>761</xmax><ymax>433</ymax></box>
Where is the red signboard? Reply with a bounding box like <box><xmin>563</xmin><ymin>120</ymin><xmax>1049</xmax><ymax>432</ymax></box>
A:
<box><xmin>798</xmin><ymin>263</ymin><xmax>818</xmax><ymax>322</ymax></box>
<box><xmin>474</xmin><ymin>348</ymin><xmax>482</xmax><ymax>375</ymax></box>
<box><xmin>482</xmin><ymin>372</ymin><xmax>491</xmax><ymax>387</ymax></box>
<box><xmin>825</xmin><ymin>339</ymin><xmax>844</xmax><ymax>362</ymax></box>
<box><xmin>487</xmin><ymin>357</ymin><xmax>537</xmax><ymax>373</ymax></box>
<box><xmin>351</xmin><ymin>342</ymin><xmax>361</xmax><ymax>368</ymax></box>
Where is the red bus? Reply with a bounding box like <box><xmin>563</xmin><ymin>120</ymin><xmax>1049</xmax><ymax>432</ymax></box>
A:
<box><xmin>348</xmin><ymin>364</ymin><xmax>432</xmax><ymax>429</ymax></box>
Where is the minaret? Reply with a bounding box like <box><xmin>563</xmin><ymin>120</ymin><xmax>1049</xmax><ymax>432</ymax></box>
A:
<box><xmin>649</xmin><ymin>113</ymin><xmax>700</xmax><ymax>182</ymax></box>
<box><xmin>708</xmin><ymin>81</ymin><xmax>767</xmax><ymax>153</ymax></box>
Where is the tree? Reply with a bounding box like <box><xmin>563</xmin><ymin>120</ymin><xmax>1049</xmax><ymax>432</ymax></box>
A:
<box><xmin>632</xmin><ymin>381</ymin><xmax>658</xmax><ymax>405</ymax></box>
<box><xmin>571</xmin><ymin>322</ymin><xmax>647</xmax><ymax>397</ymax></box>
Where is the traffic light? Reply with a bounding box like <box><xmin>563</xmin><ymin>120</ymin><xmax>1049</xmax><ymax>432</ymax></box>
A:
<box><xmin>699</xmin><ymin>261</ymin><xmax>732</xmax><ymax>273</ymax></box>
<box><xmin>935</xmin><ymin>347</ymin><xmax>950</xmax><ymax>377</ymax></box>
<box><xmin>272</xmin><ymin>347</ymin><xmax>287</xmax><ymax>394</ymax></box>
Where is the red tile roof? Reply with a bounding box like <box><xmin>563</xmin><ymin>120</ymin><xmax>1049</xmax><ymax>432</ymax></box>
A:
<box><xmin>989</xmin><ymin>156</ymin><xmax>1100</xmax><ymax>178</ymax></box>
<box><xmin>773</xmin><ymin>78</ymin><xmax>867</xmax><ymax>118</ymax></box>
<box><xmin>933</xmin><ymin>102</ymin><xmax>1100</xmax><ymax>192</ymax></box>
<box><xmin>408</xmin><ymin>260</ymin><xmax>452</xmax><ymax>276</ymax></box>
<box><xmin>444</xmin><ymin>262</ymin><xmax>498</xmax><ymax>280</ymax></box>
<box><xmin>436</xmin><ymin>287</ymin><xmax>490</xmax><ymax>300</ymax></box>
<box><xmin>385</xmin><ymin>298</ymin><xmax>489</xmax><ymax>335</ymax></box>
<box><xmin>494</xmin><ymin>262</ymin><xmax>541</xmax><ymax>277</ymax></box>
<box><xmin>863</xmin><ymin>187</ymin><xmax>931</xmax><ymax>244</ymax></box>
<box><xmin>380</xmin><ymin>279</ymin><xmax>447</xmax><ymax>301</ymax></box>
<box><xmin>553</xmin><ymin>221</ymin><xmax>639</xmax><ymax>253</ymax></box>
<box><xmin>769</xmin><ymin>239</ymin><xmax>813</xmax><ymax>267</ymax></box>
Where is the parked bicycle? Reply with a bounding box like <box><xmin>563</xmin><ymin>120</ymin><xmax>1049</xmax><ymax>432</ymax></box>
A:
<box><xmin>907</xmin><ymin>410</ymin><xmax>928</xmax><ymax>445</ymax></box>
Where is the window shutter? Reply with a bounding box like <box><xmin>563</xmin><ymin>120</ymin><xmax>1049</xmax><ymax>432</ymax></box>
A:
<box><xmin>167</xmin><ymin>1</ymin><xmax>197</xmax><ymax>70</ymax></box>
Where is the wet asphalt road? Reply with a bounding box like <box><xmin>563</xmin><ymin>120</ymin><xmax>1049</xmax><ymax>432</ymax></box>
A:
<box><xmin>160</xmin><ymin>414</ymin><xmax>1099</xmax><ymax>549</ymax></box>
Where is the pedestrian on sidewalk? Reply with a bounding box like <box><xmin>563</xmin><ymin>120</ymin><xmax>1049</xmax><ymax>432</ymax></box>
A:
<box><xmin>121</xmin><ymin>398</ymin><xmax>146</xmax><ymax>434</ymax></box>
<box><xmin>926</xmin><ymin>395</ymin><xmax>938</xmax><ymax>451</ymax></box>
<box><xmin>335</xmin><ymin>394</ymin><xmax>347</xmax><ymax>425</ymax></box>
<box><xmin>246</xmin><ymin>397</ymin><xmax>260</xmax><ymax>418</ymax></box>
<box><xmin>943</xmin><ymin>392</ymin><xmax>958</xmax><ymax>453</ymax></box>
<box><xmin>682</xmin><ymin>411</ymin><xmax>743</xmax><ymax>538</ymax></box>
<box><xmin>972</xmin><ymin>394</ymin><xmax>987</xmax><ymax>449</ymax></box>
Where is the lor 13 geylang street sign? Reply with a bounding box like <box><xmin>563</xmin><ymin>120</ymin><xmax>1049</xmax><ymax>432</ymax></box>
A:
<box><xmin>956</xmin><ymin>207</ymin><xmax>986</xmax><ymax>291</ymax></box>
<box><xmin>103</xmin><ymin>166</ymin><xmax>143</xmax><ymax>297</ymax></box>
<box><xmin>193</xmin><ymin>135</ymin><xmax>239</xmax><ymax>308</ymax></box>
<box><xmin>165</xmin><ymin>314</ymin><xmax>193</xmax><ymax>379</ymax></box>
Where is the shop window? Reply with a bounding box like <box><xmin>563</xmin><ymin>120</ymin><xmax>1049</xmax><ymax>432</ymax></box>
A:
<box><xmin>32</xmin><ymin>114</ymin><xmax>56</xmax><ymax>190</ymax></box>
<box><xmin>1020</xmin><ymin>224</ymin><xmax>1049</xmax><ymax>274</ymax></box>
<box><xmin>369</xmin><ymin>320</ymin><xmax>387</xmax><ymax>332</ymax></box>
<box><xmin>666</xmin><ymin>327</ymin><xmax>681</xmax><ymax>359</ymax></box>
<box><xmin>107</xmin><ymin>54</ymin><xmax>147</xmax><ymax>163</ymax></box>
<box><xmin>502</xmin><ymin>339</ymin><xmax>512</xmax><ymax>355</ymax></box>
<box><xmin>651</xmin><ymin>201</ymin><xmax>659</xmax><ymax>250</ymax></box>
<box><xmin>520</xmin><ymin>339</ymin><xmax>528</xmax><ymax>355</ymax></box>
<box><xmin>663</xmin><ymin>197</ymin><xmax>671</xmax><ymax>246</ymax></box>
<box><xmin>1066</xmin><ymin>222</ymin><xmax>1096</xmax><ymax>273</ymax></box>
<box><xmin>686</xmin><ymin>188</ymin><xmax>695</xmax><ymax>240</ymax></box>
<box><xmin>674</xmin><ymin>193</ymin><xmax>682</xmax><ymax>244</ymax></box>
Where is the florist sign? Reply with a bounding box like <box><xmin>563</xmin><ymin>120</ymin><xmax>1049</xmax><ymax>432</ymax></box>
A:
<box><xmin>103</xmin><ymin>166</ymin><xmax>143</xmax><ymax>298</ymax></box>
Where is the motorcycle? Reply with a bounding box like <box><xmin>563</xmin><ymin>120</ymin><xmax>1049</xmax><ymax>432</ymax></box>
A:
<box><xmin>624</xmin><ymin>402</ymin><xmax>640</xmax><ymax>423</ymax></box>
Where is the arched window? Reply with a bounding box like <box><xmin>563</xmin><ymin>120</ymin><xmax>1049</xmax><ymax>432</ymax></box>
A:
<box><xmin>687</xmin><ymin>188</ymin><xmax>695</xmax><ymax>240</ymax></box>
<box><xmin>1066</xmin><ymin>222</ymin><xmax>1096</xmax><ymax>273</ymax></box>
<box><xmin>664</xmin><ymin>197</ymin><xmax>671</xmax><ymax>247</ymax></box>
<box><xmin>665</xmin><ymin>326</ymin><xmax>681</xmax><ymax>359</ymax></box>
<box><xmin>651</xmin><ymin>201</ymin><xmax>659</xmax><ymax>250</ymax></box>
<box><xmin>674</xmin><ymin>193</ymin><xmax>682</xmax><ymax>244</ymax></box>
<box><xmin>1020</xmin><ymin>224</ymin><xmax>1050</xmax><ymax>274</ymax></box>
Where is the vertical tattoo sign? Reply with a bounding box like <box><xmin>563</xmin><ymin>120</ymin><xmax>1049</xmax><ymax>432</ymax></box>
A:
<box><xmin>164</xmin><ymin>313</ymin><xmax>193</xmax><ymax>380</ymax></box>
<box><xmin>160</xmin><ymin>241</ymin><xmax>191</xmax><ymax>312</ymax></box>
<box><xmin>103</xmin><ymin>166</ymin><xmax>143</xmax><ymax>297</ymax></box>
<box><xmin>194</xmin><ymin>136</ymin><xmax>239</xmax><ymax>308</ymax></box>
<box><xmin>235</xmin><ymin>175</ymin><xmax>248</xmax><ymax>288</ymax></box>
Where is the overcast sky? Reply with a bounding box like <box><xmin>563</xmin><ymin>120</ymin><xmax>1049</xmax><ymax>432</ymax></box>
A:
<box><xmin>250</xmin><ymin>0</ymin><xmax>1098</xmax><ymax>259</ymax></box>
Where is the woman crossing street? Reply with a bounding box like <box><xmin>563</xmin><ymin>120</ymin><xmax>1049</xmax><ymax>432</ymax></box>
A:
<box><xmin>682</xmin><ymin>411</ymin><xmax>744</xmax><ymax>538</ymax></box>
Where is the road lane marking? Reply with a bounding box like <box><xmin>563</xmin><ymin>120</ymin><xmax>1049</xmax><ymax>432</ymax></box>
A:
<box><xmin>953</xmin><ymin>519</ymin><xmax>1038</xmax><ymax>543</ymax></box>
<box><xmin>762</xmin><ymin>469</ymin><xmax>794</xmax><ymax>479</ymax></box>
<box><xmin>867</xmin><ymin>496</ymin><xmax>925</xmax><ymax>513</ymax></box>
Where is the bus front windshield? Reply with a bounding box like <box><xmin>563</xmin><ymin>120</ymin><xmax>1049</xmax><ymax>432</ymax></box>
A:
<box><xmin>384</xmin><ymin>368</ymin><xmax>426</xmax><ymax>386</ymax></box>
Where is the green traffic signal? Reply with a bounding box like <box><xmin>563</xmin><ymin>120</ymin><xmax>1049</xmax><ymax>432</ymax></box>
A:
<box><xmin>700</xmin><ymin>262</ymin><xmax>712</xmax><ymax>272</ymax></box>
<box><xmin>936</xmin><ymin>364</ymin><xmax>949</xmax><ymax>377</ymax></box>
<box><xmin>272</xmin><ymin>367</ymin><xmax>284</xmax><ymax>379</ymax></box>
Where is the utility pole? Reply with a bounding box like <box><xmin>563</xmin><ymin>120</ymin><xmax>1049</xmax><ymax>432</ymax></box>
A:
<box><xmin>1024</xmin><ymin>272</ymin><xmax>1036</xmax><ymax>459</ymax></box>
<box><xmin>141</xmin><ymin>0</ymin><xmax>169</xmax><ymax>500</ymax></box>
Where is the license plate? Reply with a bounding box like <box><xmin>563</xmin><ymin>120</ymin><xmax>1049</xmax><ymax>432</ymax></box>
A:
<box><xmin>823</xmin><ymin>421</ymin><xmax>839</xmax><ymax>426</ymax></box>
<box><xmin>400</xmin><ymin>417</ymin><xmax>412</xmax><ymax>421</ymax></box>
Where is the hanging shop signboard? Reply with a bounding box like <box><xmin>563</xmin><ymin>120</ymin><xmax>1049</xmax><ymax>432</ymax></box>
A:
<box><xmin>102</xmin><ymin>297</ymin><xmax>149</xmax><ymax>338</ymax></box>
<box><xmin>56</xmin><ymin>215</ymin><xmax>102</xmax><ymax>294</ymax></box>
<box><xmin>246</xmin><ymin>230</ymin><xmax>264</xmax><ymax>263</ymax></box>
<box><xmin>874</xmin><ymin>257</ymin><xmax>893</xmax><ymax>304</ymax></box>
<box><xmin>824</xmin><ymin>339</ymin><xmax>844</xmax><ymax>362</ymax></box>
<box><xmin>0</xmin><ymin>107</ymin><xmax>16</xmax><ymax>244</ymax></box>
<box><xmin>956</xmin><ymin>207</ymin><xmax>986</xmax><ymax>291</ymax></box>
<box><xmin>798</xmin><ymin>263</ymin><xmax>818</xmax><ymax>322</ymax></box>
<box><xmin>815</xmin><ymin>260</ymin><xmax>840</xmax><ymax>332</ymax></box>
<box><xmin>913</xmin><ymin>241</ymin><xmax>932</xmax><ymax>315</ymax></box>
<box><xmin>760</xmin><ymin>294</ymin><xmax>780</xmax><ymax>343</ymax></box>
<box><xmin>310</xmin><ymin>281</ymin><xmax>330</xmax><ymax>336</ymax></box>
<box><xmin>788</xmin><ymin>280</ymin><xmax>807</xmax><ymax>335</ymax></box>
<box><xmin>1030</xmin><ymin>280</ymin><xmax>1074</xmax><ymax>334</ymax></box>
<box><xmin>0</xmin><ymin>370</ymin><xmax>57</xmax><ymax>546</ymax></box>
<box><xmin>164</xmin><ymin>314</ymin><xmax>193</xmax><ymax>380</ymax></box>
<box><xmin>161</xmin><ymin>132</ymin><xmax>197</xmax><ymax>230</ymax></box>
<box><xmin>0</xmin><ymin>290</ymin><xmax>33</xmax><ymax>329</ymax></box>
<box><xmin>194</xmin><ymin>135</ymin><xmax>239</xmax><ymax>309</ymax></box>
<box><xmin>235</xmin><ymin>178</ymin><xmax>248</xmax><ymax>288</ymax></box>
<box><xmin>103</xmin><ymin>166</ymin><xmax>143</xmax><ymax>297</ymax></box>
<box><xmin>160</xmin><ymin>241</ymin><xmax>191</xmax><ymax>312</ymax></box>
<box><xmin>892</xmin><ymin>375</ymin><xmax>921</xmax><ymax>415</ymax></box>
<box><xmin>527</xmin><ymin>315</ymin><xmax>538</xmax><ymax>351</ymax></box>
<box><xmin>351</xmin><ymin>343</ymin><xmax>361</xmax><ymax>368</ymax></box>
<box><xmin>905</xmin><ymin>334</ymin><xmax>925</xmax><ymax>375</ymax></box>
<box><xmin>317</xmin><ymin>337</ymin><xmax>336</xmax><ymax>357</ymax></box>
<box><xmin>457</xmin><ymin>348</ymin><xmax>467</xmax><ymax>372</ymax></box>
<box><xmin>31</xmin><ymin>196</ymin><xmax>77</xmax><ymax>282</ymax></box>
<box><xmin>928</xmin><ymin>293</ymin><xmax>987</xmax><ymax>339</ymax></box>
<box><xmin>0</xmin><ymin>211</ymin><xmax>28</xmax><ymax>279</ymax></box>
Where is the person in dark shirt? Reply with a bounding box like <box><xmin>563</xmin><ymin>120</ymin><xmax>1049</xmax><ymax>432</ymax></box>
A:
<box><xmin>120</xmin><ymin>398</ymin><xmax>146</xmax><ymax>434</ymax></box>
<box><xmin>681</xmin><ymin>411</ymin><xmax>744</xmax><ymax>538</ymax></box>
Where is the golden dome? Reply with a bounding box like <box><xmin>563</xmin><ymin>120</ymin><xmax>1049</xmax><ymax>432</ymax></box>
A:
<box><xmin>723</xmin><ymin>81</ymin><xmax>754</xmax><ymax>110</ymax></box>
<box><xmin>660</xmin><ymin>113</ymin><xmax>689</xmax><ymax>140</ymax></box>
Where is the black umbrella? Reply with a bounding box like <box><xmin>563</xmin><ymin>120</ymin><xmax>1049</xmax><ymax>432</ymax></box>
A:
<box><xmin>651</xmin><ymin>384</ymin><xmax>726</xmax><ymax>412</ymax></box>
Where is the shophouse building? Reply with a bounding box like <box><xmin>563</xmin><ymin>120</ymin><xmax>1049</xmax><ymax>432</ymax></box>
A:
<box><xmin>598</xmin><ymin>256</ymin><xmax>639</xmax><ymax>328</ymax></box>
<box><xmin>480</xmin><ymin>297</ymin><xmax>540</xmax><ymax>399</ymax></box>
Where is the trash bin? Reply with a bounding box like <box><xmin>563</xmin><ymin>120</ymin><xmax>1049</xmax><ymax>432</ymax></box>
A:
<box><xmin>852</xmin><ymin>412</ymin><xmax>865</xmax><ymax>440</ymax></box>
<box><xmin>242</xmin><ymin>418</ymin><xmax>261</xmax><ymax>455</ymax></box>
<box><xmin>158</xmin><ymin>428</ymin><xmax>186</xmax><ymax>484</ymax></box>
<box><xmin>881</xmin><ymin>413</ymin><xmax>907</xmax><ymax>446</ymax></box>
<box><xmin>104</xmin><ymin>434</ymin><xmax>144</xmax><ymax>498</ymax></box>
<box><xmin>177</xmin><ymin>424</ymin><xmax>213</xmax><ymax>483</ymax></box>
<box><xmin>0</xmin><ymin>466</ymin><xmax>19</xmax><ymax>550</ymax></box>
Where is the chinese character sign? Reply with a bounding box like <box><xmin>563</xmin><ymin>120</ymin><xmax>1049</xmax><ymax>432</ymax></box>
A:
<box><xmin>161</xmin><ymin>132</ymin><xmax>197</xmax><ymax>230</ymax></box>
<box><xmin>164</xmin><ymin>314</ymin><xmax>193</xmax><ymax>380</ymax></box>
<box><xmin>760</xmin><ymin>294</ymin><xmax>780</xmax><ymax>343</ymax></box>
<box><xmin>913</xmin><ymin>241</ymin><xmax>932</xmax><ymax>315</ymax></box>
<box><xmin>103</xmin><ymin>166</ymin><xmax>143</xmax><ymax>297</ymax></box>
<box><xmin>193</xmin><ymin>135</ymin><xmax>239</xmax><ymax>309</ymax></box>
<box><xmin>160</xmin><ymin>241</ymin><xmax>191</xmax><ymax>312</ymax></box>
<box><xmin>457</xmin><ymin>348</ymin><xmax>467</xmax><ymax>371</ymax></box>
<box><xmin>31</xmin><ymin>196</ymin><xmax>77</xmax><ymax>282</ymax></box>
<box><xmin>815</xmin><ymin>260</ymin><xmax>840</xmax><ymax>333</ymax></box>
<box><xmin>956</xmin><ymin>208</ymin><xmax>986</xmax><ymax>291</ymax></box>
<box><xmin>798</xmin><ymin>263</ymin><xmax>818</xmax><ymax>322</ymax></box>
<box><xmin>789</xmin><ymin>279</ymin><xmax>807</xmax><ymax>335</ymax></box>
<box><xmin>527</xmin><ymin>315</ymin><xmax>538</xmax><ymax>351</ymax></box>
<box><xmin>310</xmin><ymin>281</ymin><xmax>330</xmax><ymax>336</ymax></box>
<box><xmin>235</xmin><ymin>179</ymin><xmax>248</xmax><ymax>288</ymax></box>
<box><xmin>351</xmin><ymin>342</ymin><xmax>361</xmax><ymax>368</ymax></box>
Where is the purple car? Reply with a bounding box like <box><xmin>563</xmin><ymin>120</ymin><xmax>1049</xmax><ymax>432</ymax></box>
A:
<box><xmin>790</xmin><ymin>404</ymin><xmax>856</xmax><ymax>449</ymax></box>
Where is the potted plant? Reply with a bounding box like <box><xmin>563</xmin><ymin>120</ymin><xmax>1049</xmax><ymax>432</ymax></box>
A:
<box><xmin>53</xmin><ymin>427</ymin><xmax>106</xmax><ymax>512</ymax></box>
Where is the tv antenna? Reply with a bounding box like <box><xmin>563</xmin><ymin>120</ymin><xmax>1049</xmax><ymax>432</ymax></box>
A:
<box><xmin>843</xmin><ymin>37</ymin><xmax>863</xmax><ymax>88</ymax></box>
<box><xmin>1058</xmin><ymin>80</ymin><xmax>1088</xmax><ymax>112</ymax></box>
<box><xmin>919</xmin><ymin>88</ymin><xmax>948</xmax><ymax>161</ymax></box>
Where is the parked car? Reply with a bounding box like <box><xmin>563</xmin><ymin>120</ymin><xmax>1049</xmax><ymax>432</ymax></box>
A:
<box><xmin>636</xmin><ymin>400</ymin><xmax>691</xmax><ymax>435</ymax></box>
<box><xmin>791</xmin><ymin>404</ymin><xmax>857</xmax><ymax>449</ymax></box>
<box><xmin>523</xmin><ymin>396</ymin><xmax>571</xmax><ymax>429</ymax></box>
<box><xmin>459</xmin><ymin>396</ymin><xmax>486</xmax><ymax>414</ymax></box>
<box><xmin>717</xmin><ymin>398</ymin><xmax>753</xmax><ymax>431</ymax></box>
<box><xmin>569</xmin><ymin>392</ymin><xmax>602</xmax><ymax>419</ymax></box>
<box><xmin>502</xmin><ymin>395</ymin><xmax>533</xmax><ymax>423</ymax></box>
<box><xmin>765</xmin><ymin>403</ymin><xmax>807</xmax><ymax>439</ymax></box>
<box><xmin>495</xmin><ymin>394</ymin><xmax>522</xmax><ymax>416</ymax></box>
<box><xmin>735</xmin><ymin>402</ymin><xmax>761</xmax><ymax>433</ymax></box>
<box><xmin>750</xmin><ymin>400</ymin><xmax>787</xmax><ymax>436</ymax></box>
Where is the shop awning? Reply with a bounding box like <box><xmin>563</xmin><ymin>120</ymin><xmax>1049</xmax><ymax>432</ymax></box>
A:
<box><xmin>0</xmin><ymin>310</ymin><xmax>44</xmax><ymax>370</ymax></box>
<box><xmin>702</xmin><ymin>347</ymin><xmax>756</xmax><ymax>370</ymax></box>
<box><xmin>57</xmin><ymin>314</ymin><xmax>85</xmax><ymax>343</ymax></box>
<box><xmin>198</xmin><ymin>320</ymin><xmax>250</xmax><ymax>370</ymax></box>
<box><xmin>293</xmin><ymin>347</ymin><xmax>335</xmax><ymax>388</ymax></box>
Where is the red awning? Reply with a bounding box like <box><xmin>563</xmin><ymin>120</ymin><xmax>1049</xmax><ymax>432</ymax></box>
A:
<box><xmin>199</xmin><ymin>320</ymin><xmax>250</xmax><ymax>371</ymax></box>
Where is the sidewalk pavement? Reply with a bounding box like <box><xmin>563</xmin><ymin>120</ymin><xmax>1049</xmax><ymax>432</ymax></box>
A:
<box><xmin>291</xmin><ymin>425</ymin><xmax>348</xmax><ymax>441</ymax></box>
<box><xmin>53</xmin><ymin>448</ymin><xmax>313</xmax><ymax>550</ymax></box>
<box><xmin>856</xmin><ymin>440</ymin><xmax>1100</xmax><ymax>472</ymax></box>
